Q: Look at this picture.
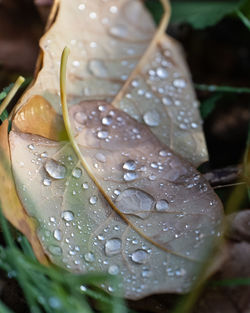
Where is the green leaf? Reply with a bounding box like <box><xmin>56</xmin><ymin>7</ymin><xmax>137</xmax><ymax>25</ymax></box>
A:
<box><xmin>200</xmin><ymin>93</ymin><xmax>223</xmax><ymax>119</ymax></box>
<box><xmin>171</xmin><ymin>1</ymin><xmax>244</xmax><ymax>29</ymax></box>
<box><xmin>236</xmin><ymin>9</ymin><xmax>250</xmax><ymax>29</ymax></box>
<box><xmin>195</xmin><ymin>84</ymin><xmax>250</xmax><ymax>94</ymax></box>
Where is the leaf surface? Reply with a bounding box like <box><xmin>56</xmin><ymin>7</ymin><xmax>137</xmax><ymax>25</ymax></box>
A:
<box><xmin>14</xmin><ymin>0</ymin><xmax>207</xmax><ymax>165</ymax></box>
<box><xmin>9</xmin><ymin>101</ymin><xmax>223</xmax><ymax>299</ymax></box>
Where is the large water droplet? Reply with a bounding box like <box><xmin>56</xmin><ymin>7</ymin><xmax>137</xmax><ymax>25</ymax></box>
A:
<box><xmin>123</xmin><ymin>160</ymin><xmax>136</xmax><ymax>171</ymax></box>
<box><xmin>53</xmin><ymin>229</ymin><xmax>62</xmax><ymax>241</ymax></box>
<box><xmin>44</xmin><ymin>159</ymin><xmax>66</xmax><ymax>180</ymax></box>
<box><xmin>72</xmin><ymin>167</ymin><xmax>82</xmax><ymax>178</ymax></box>
<box><xmin>131</xmin><ymin>249</ymin><xmax>149</xmax><ymax>264</ymax></box>
<box><xmin>105</xmin><ymin>238</ymin><xmax>122</xmax><ymax>256</ymax></box>
<box><xmin>115</xmin><ymin>188</ymin><xmax>154</xmax><ymax>219</ymax></box>
<box><xmin>88</xmin><ymin>60</ymin><xmax>108</xmax><ymax>78</ymax></box>
<box><xmin>143</xmin><ymin>110</ymin><xmax>160</xmax><ymax>127</ymax></box>
<box><xmin>109</xmin><ymin>24</ymin><xmax>128</xmax><ymax>38</ymax></box>
<box><xmin>48</xmin><ymin>245</ymin><xmax>62</xmax><ymax>256</ymax></box>
<box><xmin>61</xmin><ymin>211</ymin><xmax>74</xmax><ymax>222</ymax></box>
<box><xmin>84</xmin><ymin>252</ymin><xmax>95</xmax><ymax>263</ymax></box>
<box><xmin>123</xmin><ymin>172</ymin><xmax>138</xmax><ymax>182</ymax></box>
<box><xmin>74</xmin><ymin>111</ymin><xmax>87</xmax><ymax>125</ymax></box>
<box><xmin>155</xmin><ymin>200</ymin><xmax>169</xmax><ymax>211</ymax></box>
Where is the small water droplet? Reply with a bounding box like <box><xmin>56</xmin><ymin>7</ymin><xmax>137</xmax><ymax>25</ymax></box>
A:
<box><xmin>82</xmin><ymin>183</ymin><xmax>89</xmax><ymax>189</ymax></box>
<box><xmin>89</xmin><ymin>196</ymin><xmax>98</xmax><ymax>205</ymax></box>
<box><xmin>155</xmin><ymin>200</ymin><xmax>169</xmax><ymax>211</ymax></box>
<box><xmin>48</xmin><ymin>245</ymin><xmax>62</xmax><ymax>256</ymax></box>
<box><xmin>141</xmin><ymin>269</ymin><xmax>151</xmax><ymax>278</ymax></box>
<box><xmin>131</xmin><ymin>249</ymin><xmax>149</xmax><ymax>264</ymax></box>
<box><xmin>28</xmin><ymin>144</ymin><xmax>35</xmax><ymax>150</ymax></box>
<box><xmin>156</xmin><ymin>67</ymin><xmax>168</xmax><ymax>79</ymax></box>
<box><xmin>123</xmin><ymin>172</ymin><xmax>138</xmax><ymax>182</ymax></box>
<box><xmin>173</xmin><ymin>78</ymin><xmax>186</xmax><ymax>88</ymax></box>
<box><xmin>53</xmin><ymin>229</ymin><xmax>62</xmax><ymax>241</ymax></box>
<box><xmin>74</xmin><ymin>111</ymin><xmax>87</xmax><ymax>125</ymax></box>
<box><xmin>89</xmin><ymin>12</ymin><xmax>97</xmax><ymax>19</ymax></box>
<box><xmin>143</xmin><ymin>110</ymin><xmax>160</xmax><ymax>127</ymax></box>
<box><xmin>43</xmin><ymin>178</ymin><xmax>51</xmax><ymax>186</ymax></box>
<box><xmin>88</xmin><ymin>59</ymin><xmax>108</xmax><ymax>78</ymax></box>
<box><xmin>105</xmin><ymin>238</ymin><xmax>122</xmax><ymax>256</ymax></box>
<box><xmin>109</xmin><ymin>5</ymin><xmax>118</xmax><ymax>13</ymax></box>
<box><xmin>162</xmin><ymin>97</ymin><xmax>172</xmax><ymax>106</ymax></box>
<box><xmin>108</xmin><ymin>264</ymin><xmax>119</xmax><ymax>275</ymax></box>
<box><xmin>159</xmin><ymin>150</ymin><xmax>168</xmax><ymax>157</ymax></box>
<box><xmin>84</xmin><ymin>252</ymin><xmax>95</xmax><ymax>263</ymax></box>
<box><xmin>97</xmin><ymin>131</ymin><xmax>109</xmax><ymax>139</ymax></box>
<box><xmin>44</xmin><ymin>159</ymin><xmax>66</xmax><ymax>180</ymax></box>
<box><xmin>62</xmin><ymin>211</ymin><xmax>74</xmax><ymax>222</ymax></box>
<box><xmin>78</xmin><ymin>3</ymin><xmax>85</xmax><ymax>10</ymax></box>
<box><xmin>72</xmin><ymin>167</ymin><xmax>82</xmax><ymax>178</ymax></box>
<box><xmin>95</xmin><ymin>152</ymin><xmax>106</xmax><ymax>163</ymax></box>
<box><xmin>123</xmin><ymin>160</ymin><xmax>136</xmax><ymax>171</ymax></box>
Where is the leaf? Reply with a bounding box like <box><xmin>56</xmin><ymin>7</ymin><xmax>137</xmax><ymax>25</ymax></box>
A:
<box><xmin>171</xmin><ymin>1</ymin><xmax>244</xmax><ymax>29</ymax></box>
<box><xmin>2</xmin><ymin>0</ymin><xmax>224</xmax><ymax>300</ymax></box>
<box><xmin>0</xmin><ymin>121</ymin><xmax>48</xmax><ymax>265</ymax></box>
<box><xmin>14</xmin><ymin>0</ymin><xmax>208</xmax><ymax>166</ymax></box>
<box><xmin>9</xmin><ymin>100</ymin><xmax>223</xmax><ymax>299</ymax></box>
<box><xmin>200</xmin><ymin>93</ymin><xmax>223</xmax><ymax>119</ymax></box>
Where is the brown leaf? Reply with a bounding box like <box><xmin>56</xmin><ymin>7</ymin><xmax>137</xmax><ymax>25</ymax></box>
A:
<box><xmin>0</xmin><ymin>121</ymin><xmax>48</xmax><ymax>265</ymax></box>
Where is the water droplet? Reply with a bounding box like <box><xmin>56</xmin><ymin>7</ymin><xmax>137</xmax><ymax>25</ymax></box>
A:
<box><xmin>89</xmin><ymin>196</ymin><xmax>98</xmax><ymax>205</ymax></box>
<box><xmin>191</xmin><ymin>122</ymin><xmax>198</xmax><ymax>129</ymax></box>
<box><xmin>110</xmin><ymin>5</ymin><xmax>118</xmax><ymax>13</ymax></box>
<box><xmin>143</xmin><ymin>110</ymin><xmax>160</xmax><ymax>127</ymax></box>
<box><xmin>131</xmin><ymin>249</ymin><xmax>149</xmax><ymax>264</ymax></box>
<box><xmin>89</xmin><ymin>12</ymin><xmax>97</xmax><ymax>19</ymax></box>
<box><xmin>62</xmin><ymin>211</ymin><xmax>74</xmax><ymax>222</ymax></box>
<box><xmin>74</xmin><ymin>111</ymin><xmax>87</xmax><ymax>125</ymax></box>
<box><xmin>162</xmin><ymin>97</ymin><xmax>172</xmax><ymax>106</ymax></box>
<box><xmin>72</xmin><ymin>167</ymin><xmax>82</xmax><ymax>178</ymax></box>
<box><xmin>88</xmin><ymin>60</ymin><xmax>108</xmax><ymax>78</ymax></box>
<box><xmin>115</xmin><ymin>188</ymin><xmax>154</xmax><ymax>219</ymax></box>
<box><xmin>105</xmin><ymin>238</ymin><xmax>122</xmax><ymax>256</ymax></box>
<box><xmin>109</xmin><ymin>24</ymin><xmax>128</xmax><ymax>38</ymax></box>
<box><xmin>97</xmin><ymin>131</ymin><xmax>109</xmax><ymax>139</ymax></box>
<box><xmin>44</xmin><ymin>159</ymin><xmax>66</xmax><ymax>180</ymax></box>
<box><xmin>155</xmin><ymin>200</ymin><xmax>169</xmax><ymax>211</ymax></box>
<box><xmin>159</xmin><ymin>150</ymin><xmax>168</xmax><ymax>157</ymax></box>
<box><xmin>53</xmin><ymin>229</ymin><xmax>62</xmax><ymax>241</ymax></box>
<box><xmin>123</xmin><ymin>172</ymin><xmax>138</xmax><ymax>182</ymax></box>
<box><xmin>173</xmin><ymin>78</ymin><xmax>186</xmax><ymax>88</ymax></box>
<box><xmin>78</xmin><ymin>3</ymin><xmax>85</xmax><ymax>10</ymax></box>
<box><xmin>142</xmin><ymin>269</ymin><xmax>151</xmax><ymax>278</ymax></box>
<box><xmin>108</xmin><ymin>264</ymin><xmax>119</xmax><ymax>275</ymax></box>
<box><xmin>123</xmin><ymin>160</ymin><xmax>136</xmax><ymax>171</ymax></box>
<box><xmin>102</xmin><ymin>116</ymin><xmax>112</xmax><ymax>126</ymax></box>
<box><xmin>80</xmin><ymin>285</ymin><xmax>87</xmax><ymax>292</ymax></box>
<box><xmin>82</xmin><ymin>183</ymin><xmax>89</xmax><ymax>190</ymax></box>
<box><xmin>156</xmin><ymin>67</ymin><xmax>168</xmax><ymax>79</ymax></box>
<box><xmin>84</xmin><ymin>252</ymin><xmax>95</xmax><ymax>263</ymax></box>
<box><xmin>41</xmin><ymin>152</ymin><xmax>48</xmax><ymax>158</ymax></box>
<box><xmin>28</xmin><ymin>144</ymin><xmax>35</xmax><ymax>150</ymax></box>
<box><xmin>48</xmin><ymin>245</ymin><xmax>62</xmax><ymax>256</ymax></box>
<box><xmin>43</xmin><ymin>178</ymin><xmax>51</xmax><ymax>186</ymax></box>
<box><xmin>95</xmin><ymin>152</ymin><xmax>106</xmax><ymax>163</ymax></box>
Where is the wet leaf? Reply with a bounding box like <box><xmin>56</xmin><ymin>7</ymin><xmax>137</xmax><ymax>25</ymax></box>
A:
<box><xmin>2</xmin><ymin>0</ymin><xmax>224</xmax><ymax>300</ymax></box>
<box><xmin>9</xmin><ymin>101</ymin><xmax>223</xmax><ymax>299</ymax></box>
<box><xmin>15</xmin><ymin>0</ymin><xmax>207</xmax><ymax>166</ymax></box>
<box><xmin>0</xmin><ymin>121</ymin><xmax>48</xmax><ymax>265</ymax></box>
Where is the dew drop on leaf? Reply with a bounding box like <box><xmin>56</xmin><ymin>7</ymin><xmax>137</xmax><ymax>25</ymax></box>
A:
<box><xmin>131</xmin><ymin>249</ymin><xmax>149</xmax><ymax>264</ymax></box>
<box><xmin>53</xmin><ymin>229</ymin><xmax>62</xmax><ymax>241</ymax></box>
<box><xmin>72</xmin><ymin>167</ymin><xmax>82</xmax><ymax>178</ymax></box>
<box><xmin>43</xmin><ymin>178</ymin><xmax>51</xmax><ymax>186</ymax></box>
<box><xmin>88</xmin><ymin>59</ymin><xmax>108</xmax><ymax>78</ymax></box>
<box><xmin>61</xmin><ymin>210</ymin><xmax>74</xmax><ymax>222</ymax></box>
<box><xmin>173</xmin><ymin>78</ymin><xmax>187</xmax><ymax>88</ymax></box>
<box><xmin>155</xmin><ymin>200</ymin><xmax>169</xmax><ymax>212</ymax></box>
<box><xmin>48</xmin><ymin>245</ymin><xmax>62</xmax><ymax>256</ymax></box>
<box><xmin>143</xmin><ymin>110</ymin><xmax>160</xmax><ymax>127</ymax></box>
<box><xmin>156</xmin><ymin>67</ymin><xmax>168</xmax><ymax>79</ymax></box>
<box><xmin>105</xmin><ymin>238</ymin><xmax>122</xmax><ymax>256</ymax></box>
<box><xmin>97</xmin><ymin>130</ymin><xmax>109</xmax><ymax>139</ymax></box>
<box><xmin>44</xmin><ymin>159</ymin><xmax>66</xmax><ymax>180</ymax></box>
<box><xmin>89</xmin><ymin>195</ymin><xmax>98</xmax><ymax>205</ymax></box>
<box><xmin>84</xmin><ymin>252</ymin><xmax>95</xmax><ymax>263</ymax></box>
<box><xmin>123</xmin><ymin>172</ymin><xmax>138</xmax><ymax>182</ymax></box>
<box><xmin>123</xmin><ymin>160</ymin><xmax>136</xmax><ymax>171</ymax></box>
<box><xmin>102</xmin><ymin>116</ymin><xmax>112</xmax><ymax>126</ymax></box>
<box><xmin>108</xmin><ymin>264</ymin><xmax>119</xmax><ymax>275</ymax></box>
